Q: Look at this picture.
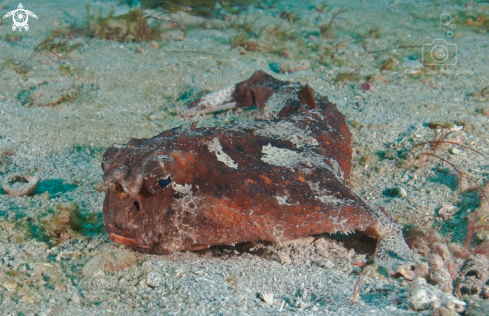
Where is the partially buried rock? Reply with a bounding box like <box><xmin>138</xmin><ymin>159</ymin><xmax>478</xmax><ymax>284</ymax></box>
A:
<box><xmin>146</xmin><ymin>272</ymin><xmax>163</xmax><ymax>288</ymax></box>
<box><xmin>260</xmin><ymin>292</ymin><xmax>274</xmax><ymax>305</ymax></box>
<box><xmin>82</xmin><ymin>248</ymin><xmax>137</xmax><ymax>278</ymax></box>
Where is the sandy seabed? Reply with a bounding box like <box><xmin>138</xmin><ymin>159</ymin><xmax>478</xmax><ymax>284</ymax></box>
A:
<box><xmin>0</xmin><ymin>0</ymin><xmax>488</xmax><ymax>315</ymax></box>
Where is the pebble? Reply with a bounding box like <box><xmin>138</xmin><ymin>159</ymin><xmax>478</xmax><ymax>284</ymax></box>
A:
<box><xmin>92</xmin><ymin>269</ymin><xmax>105</xmax><ymax>279</ymax></box>
<box><xmin>260</xmin><ymin>292</ymin><xmax>274</xmax><ymax>305</ymax></box>
<box><xmin>147</xmin><ymin>272</ymin><xmax>163</xmax><ymax>288</ymax></box>
<box><xmin>3</xmin><ymin>281</ymin><xmax>18</xmax><ymax>291</ymax></box>
<box><xmin>161</xmin><ymin>30</ymin><xmax>185</xmax><ymax>41</ymax></box>
<box><xmin>414</xmin><ymin>262</ymin><xmax>429</xmax><ymax>279</ymax></box>
<box><xmin>395</xmin><ymin>265</ymin><xmax>416</xmax><ymax>281</ymax></box>
<box><xmin>438</xmin><ymin>204</ymin><xmax>456</xmax><ymax>220</ymax></box>
<box><xmin>449</xmin><ymin>148</ymin><xmax>464</xmax><ymax>155</ymax></box>
<box><xmin>71</xmin><ymin>293</ymin><xmax>81</xmax><ymax>304</ymax></box>
<box><xmin>398</xmin><ymin>187</ymin><xmax>407</xmax><ymax>198</ymax></box>
<box><xmin>316</xmin><ymin>259</ymin><xmax>335</xmax><ymax>269</ymax></box>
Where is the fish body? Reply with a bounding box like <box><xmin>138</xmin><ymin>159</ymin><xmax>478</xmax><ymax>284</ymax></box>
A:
<box><xmin>102</xmin><ymin>71</ymin><xmax>414</xmax><ymax>269</ymax></box>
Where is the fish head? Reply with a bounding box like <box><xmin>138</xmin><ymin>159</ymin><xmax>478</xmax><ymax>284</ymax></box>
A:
<box><xmin>101</xmin><ymin>137</ymin><xmax>182</xmax><ymax>253</ymax></box>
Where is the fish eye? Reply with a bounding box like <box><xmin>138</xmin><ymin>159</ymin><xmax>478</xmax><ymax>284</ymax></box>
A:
<box><xmin>109</xmin><ymin>183</ymin><xmax>125</xmax><ymax>193</ymax></box>
<box><xmin>155</xmin><ymin>176</ymin><xmax>172</xmax><ymax>189</ymax></box>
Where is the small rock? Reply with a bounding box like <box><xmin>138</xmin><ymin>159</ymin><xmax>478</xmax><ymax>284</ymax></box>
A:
<box><xmin>438</xmin><ymin>204</ymin><xmax>456</xmax><ymax>220</ymax></box>
<box><xmin>71</xmin><ymin>292</ymin><xmax>81</xmax><ymax>304</ymax></box>
<box><xmin>170</xmin><ymin>11</ymin><xmax>226</xmax><ymax>29</ymax></box>
<box><xmin>92</xmin><ymin>269</ymin><xmax>105</xmax><ymax>279</ymax></box>
<box><xmin>396</xmin><ymin>264</ymin><xmax>417</xmax><ymax>281</ymax></box>
<box><xmin>146</xmin><ymin>272</ymin><xmax>163</xmax><ymax>288</ymax></box>
<box><xmin>429</xmin><ymin>253</ymin><xmax>453</xmax><ymax>293</ymax></box>
<box><xmin>260</xmin><ymin>292</ymin><xmax>274</xmax><ymax>305</ymax></box>
<box><xmin>398</xmin><ymin>187</ymin><xmax>407</xmax><ymax>197</ymax></box>
<box><xmin>414</xmin><ymin>262</ymin><xmax>429</xmax><ymax>279</ymax></box>
<box><xmin>449</xmin><ymin>148</ymin><xmax>463</xmax><ymax>155</ymax></box>
<box><xmin>384</xmin><ymin>187</ymin><xmax>407</xmax><ymax>198</ymax></box>
<box><xmin>280</xmin><ymin>60</ymin><xmax>310</xmax><ymax>73</ymax></box>
<box><xmin>409</xmin><ymin>277</ymin><xmax>465</xmax><ymax>312</ymax></box>
<box><xmin>432</xmin><ymin>243</ymin><xmax>451</xmax><ymax>261</ymax></box>
<box><xmin>3</xmin><ymin>281</ymin><xmax>18</xmax><ymax>291</ymax></box>
<box><xmin>170</xmin><ymin>11</ymin><xmax>205</xmax><ymax>28</ymax></box>
<box><xmin>316</xmin><ymin>259</ymin><xmax>335</xmax><ymax>269</ymax></box>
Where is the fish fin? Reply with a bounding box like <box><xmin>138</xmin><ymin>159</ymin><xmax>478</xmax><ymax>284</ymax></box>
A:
<box><xmin>180</xmin><ymin>70</ymin><xmax>282</xmax><ymax>117</ymax></box>
<box><xmin>297</xmin><ymin>85</ymin><xmax>318</xmax><ymax>109</ymax></box>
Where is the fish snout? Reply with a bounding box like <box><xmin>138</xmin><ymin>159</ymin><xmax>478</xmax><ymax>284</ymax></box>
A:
<box><xmin>106</xmin><ymin>224</ymin><xmax>152</xmax><ymax>250</ymax></box>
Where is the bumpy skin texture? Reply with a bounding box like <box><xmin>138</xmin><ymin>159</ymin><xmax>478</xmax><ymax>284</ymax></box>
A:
<box><xmin>102</xmin><ymin>70</ymin><xmax>415</xmax><ymax>269</ymax></box>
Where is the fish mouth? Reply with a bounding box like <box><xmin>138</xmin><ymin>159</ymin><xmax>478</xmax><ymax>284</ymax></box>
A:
<box><xmin>105</xmin><ymin>224</ymin><xmax>152</xmax><ymax>250</ymax></box>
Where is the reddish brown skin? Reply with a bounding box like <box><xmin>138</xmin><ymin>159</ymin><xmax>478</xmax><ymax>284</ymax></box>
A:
<box><xmin>101</xmin><ymin>71</ymin><xmax>386</xmax><ymax>255</ymax></box>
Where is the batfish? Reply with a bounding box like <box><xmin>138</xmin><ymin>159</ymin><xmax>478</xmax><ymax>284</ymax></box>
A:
<box><xmin>101</xmin><ymin>70</ymin><xmax>415</xmax><ymax>269</ymax></box>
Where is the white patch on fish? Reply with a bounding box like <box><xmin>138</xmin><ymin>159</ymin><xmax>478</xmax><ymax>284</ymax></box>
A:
<box><xmin>207</xmin><ymin>137</ymin><xmax>238</xmax><ymax>169</ymax></box>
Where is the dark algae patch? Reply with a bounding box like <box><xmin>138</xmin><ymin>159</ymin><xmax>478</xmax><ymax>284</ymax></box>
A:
<box><xmin>86</xmin><ymin>7</ymin><xmax>163</xmax><ymax>42</ymax></box>
<box><xmin>7</xmin><ymin>203</ymin><xmax>104</xmax><ymax>246</ymax></box>
<box><xmin>139</xmin><ymin>0</ymin><xmax>259</xmax><ymax>17</ymax></box>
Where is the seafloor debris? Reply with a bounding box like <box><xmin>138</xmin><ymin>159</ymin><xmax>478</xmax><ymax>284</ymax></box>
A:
<box><xmin>455</xmin><ymin>254</ymin><xmax>489</xmax><ymax>298</ymax></box>
<box><xmin>242</xmin><ymin>236</ymin><xmax>360</xmax><ymax>273</ymax></box>
<box><xmin>146</xmin><ymin>272</ymin><xmax>164</xmax><ymax>288</ymax></box>
<box><xmin>19</xmin><ymin>79</ymin><xmax>78</xmax><ymax>107</ymax></box>
<box><xmin>101</xmin><ymin>70</ymin><xmax>415</xmax><ymax>270</ymax></box>
<box><xmin>409</xmin><ymin>277</ymin><xmax>466</xmax><ymax>313</ymax></box>
<box><xmin>259</xmin><ymin>292</ymin><xmax>274</xmax><ymax>305</ymax></box>
<box><xmin>280</xmin><ymin>60</ymin><xmax>311</xmax><ymax>73</ymax></box>
<box><xmin>87</xmin><ymin>8</ymin><xmax>163</xmax><ymax>42</ymax></box>
<box><xmin>1</xmin><ymin>173</ymin><xmax>40</xmax><ymax>197</ymax></box>
<box><xmin>82</xmin><ymin>248</ymin><xmax>137</xmax><ymax>278</ymax></box>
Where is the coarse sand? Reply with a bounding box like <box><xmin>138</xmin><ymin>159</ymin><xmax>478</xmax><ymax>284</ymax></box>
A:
<box><xmin>1</xmin><ymin>0</ymin><xmax>488</xmax><ymax>315</ymax></box>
